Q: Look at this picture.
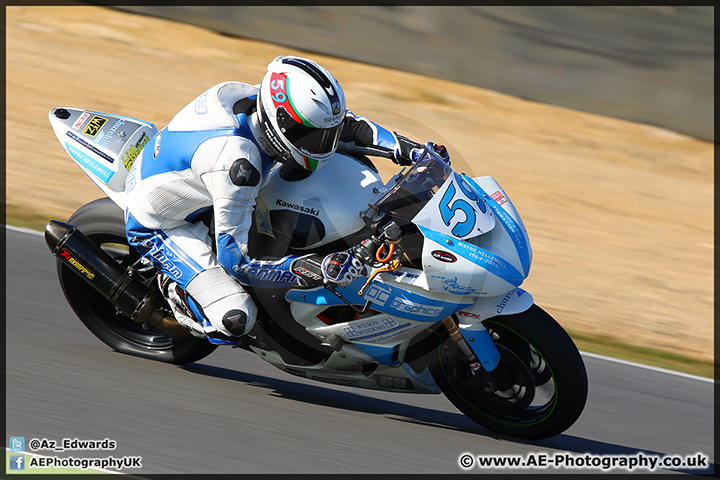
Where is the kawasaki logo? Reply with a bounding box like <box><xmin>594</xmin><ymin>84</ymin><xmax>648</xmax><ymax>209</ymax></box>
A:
<box><xmin>276</xmin><ymin>198</ymin><xmax>319</xmax><ymax>216</ymax></box>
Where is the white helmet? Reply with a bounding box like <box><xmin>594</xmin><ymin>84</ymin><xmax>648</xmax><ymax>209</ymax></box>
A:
<box><xmin>257</xmin><ymin>56</ymin><xmax>346</xmax><ymax>171</ymax></box>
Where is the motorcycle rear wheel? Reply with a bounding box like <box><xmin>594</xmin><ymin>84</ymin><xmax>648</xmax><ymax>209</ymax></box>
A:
<box><xmin>430</xmin><ymin>304</ymin><xmax>587</xmax><ymax>439</ymax></box>
<box><xmin>56</xmin><ymin>198</ymin><xmax>217</xmax><ymax>364</ymax></box>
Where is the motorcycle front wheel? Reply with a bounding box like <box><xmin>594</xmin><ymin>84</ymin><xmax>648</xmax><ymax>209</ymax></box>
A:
<box><xmin>56</xmin><ymin>198</ymin><xmax>217</xmax><ymax>365</ymax></box>
<box><xmin>429</xmin><ymin>304</ymin><xmax>587</xmax><ymax>439</ymax></box>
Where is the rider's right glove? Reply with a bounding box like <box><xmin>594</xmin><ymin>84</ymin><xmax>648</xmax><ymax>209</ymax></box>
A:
<box><xmin>392</xmin><ymin>133</ymin><xmax>450</xmax><ymax>166</ymax></box>
<box><xmin>292</xmin><ymin>252</ymin><xmax>365</xmax><ymax>288</ymax></box>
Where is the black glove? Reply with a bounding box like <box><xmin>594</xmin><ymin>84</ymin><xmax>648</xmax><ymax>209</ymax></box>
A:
<box><xmin>392</xmin><ymin>133</ymin><xmax>450</xmax><ymax>166</ymax></box>
<box><xmin>321</xmin><ymin>252</ymin><xmax>364</xmax><ymax>288</ymax></box>
<box><xmin>292</xmin><ymin>252</ymin><xmax>365</xmax><ymax>288</ymax></box>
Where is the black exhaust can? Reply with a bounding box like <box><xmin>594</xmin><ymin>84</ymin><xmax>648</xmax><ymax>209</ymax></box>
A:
<box><xmin>44</xmin><ymin>220</ymin><xmax>154</xmax><ymax>321</ymax></box>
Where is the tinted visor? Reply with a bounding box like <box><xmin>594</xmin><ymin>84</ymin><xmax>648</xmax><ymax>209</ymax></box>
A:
<box><xmin>277</xmin><ymin>107</ymin><xmax>343</xmax><ymax>157</ymax></box>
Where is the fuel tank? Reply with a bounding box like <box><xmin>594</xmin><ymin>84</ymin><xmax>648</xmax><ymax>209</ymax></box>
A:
<box><xmin>255</xmin><ymin>153</ymin><xmax>385</xmax><ymax>250</ymax></box>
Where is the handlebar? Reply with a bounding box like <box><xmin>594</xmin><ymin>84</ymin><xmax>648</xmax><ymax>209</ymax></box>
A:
<box><xmin>337</xmin><ymin>142</ymin><xmax>395</xmax><ymax>159</ymax></box>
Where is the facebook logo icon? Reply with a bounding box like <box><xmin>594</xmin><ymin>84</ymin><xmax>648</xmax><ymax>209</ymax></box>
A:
<box><xmin>9</xmin><ymin>455</ymin><xmax>25</xmax><ymax>470</ymax></box>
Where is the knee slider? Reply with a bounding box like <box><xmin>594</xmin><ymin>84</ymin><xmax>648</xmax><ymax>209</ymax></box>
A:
<box><xmin>222</xmin><ymin>309</ymin><xmax>249</xmax><ymax>337</ymax></box>
<box><xmin>186</xmin><ymin>267</ymin><xmax>257</xmax><ymax>337</ymax></box>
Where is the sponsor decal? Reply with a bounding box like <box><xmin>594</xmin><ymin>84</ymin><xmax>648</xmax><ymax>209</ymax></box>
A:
<box><xmin>60</xmin><ymin>250</ymin><xmax>95</xmax><ymax>280</ymax></box>
<box><xmin>363</xmin><ymin>283</ymin><xmax>393</xmax><ymax>306</ymax></box>
<box><xmin>343</xmin><ymin>317</ymin><xmax>399</xmax><ymax>339</ymax></box>
<box><xmin>126</xmin><ymin>169</ymin><xmax>137</xmax><ymax>193</ymax></box>
<box><xmin>496</xmin><ymin>288</ymin><xmax>518</xmax><ymax>313</ymax></box>
<box><xmin>390</xmin><ymin>298</ymin><xmax>443</xmax><ymax>317</ymax></box>
<box><xmin>72</xmin><ymin>112</ymin><xmax>90</xmax><ymax>130</ymax></box>
<box><xmin>293</xmin><ymin>265</ymin><xmax>322</xmax><ymax>281</ymax></box>
<box><xmin>491</xmin><ymin>190</ymin><xmax>508</xmax><ymax>206</ymax></box>
<box><xmin>65</xmin><ymin>142</ymin><xmax>114</xmax><ymax>183</ymax></box>
<box><xmin>66</xmin><ymin>131</ymin><xmax>115</xmax><ymax>163</ymax></box>
<box><xmin>364</xmin><ymin>322</ymin><xmax>423</xmax><ymax>343</ymax></box>
<box><xmin>458</xmin><ymin>310</ymin><xmax>482</xmax><ymax>319</ymax></box>
<box><xmin>431</xmin><ymin>250</ymin><xmax>457</xmax><ymax>263</ymax></box>
<box><xmin>443</xmin><ymin>277</ymin><xmax>482</xmax><ymax>295</ymax></box>
<box><xmin>82</xmin><ymin>115</ymin><xmax>108</xmax><ymax>137</ymax></box>
<box><xmin>148</xmin><ymin>243</ymin><xmax>183</xmax><ymax>279</ymax></box>
<box><xmin>254</xmin><ymin>202</ymin><xmax>274</xmax><ymax>237</ymax></box>
<box><xmin>275</xmin><ymin>198</ymin><xmax>320</xmax><ymax>216</ymax></box>
<box><xmin>376</xmin><ymin>376</ymin><xmax>413</xmax><ymax>390</ymax></box>
<box><xmin>238</xmin><ymin>265</ymin><xmax>299</xmax><ymax>285</ymax></box>
<box><xmin>94</xmin><ymin>118</ymin><xmax>126</xmax><ymax>147</ymax></box>
<box><xmin>153</xmin><ymin>132</ymin><xmax>162</xmax><ymax>158</ymax></box>
<box><xmin>310</xmin><ymin>376</ymin><xmax>359</xmax><ymax>387</ymax></box>
<box><xmin>195</xmin><ymin>93</ymin><xmax>208</xmax><ymax>114</ymax></box>
<box><xmin>388</xmin><ymin>270</ymin><xmax>420</xmax><ymax>280</ymax></box>
<box><xmin>121</xmin><ymin>132</ymin><xmax>149</xmax><ymax>171</ymax></box>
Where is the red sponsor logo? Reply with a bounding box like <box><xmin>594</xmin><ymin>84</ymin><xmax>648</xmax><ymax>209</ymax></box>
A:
<box><xmin>490</xmin><ymin>190</ymin><xmax>507</xmax><ymax>205</ymax></box>
<box><xmin>431</xmin><ymin>250</ymin><xmax>457</xmax><ymax>263</ymax></box>
<box><xmin>72</xmin><ymin>112</ymin><xmax>90</xmax><ymax>130</ymax></box>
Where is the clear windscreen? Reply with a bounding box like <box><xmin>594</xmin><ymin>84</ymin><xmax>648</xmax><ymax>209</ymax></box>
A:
<box><xmin>371</xmin><ymin>151</ymin><xmax>454</xmax><ymax>222</ymax></box>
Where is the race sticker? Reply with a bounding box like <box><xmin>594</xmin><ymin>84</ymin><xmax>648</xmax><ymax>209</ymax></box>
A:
<box><xmin>343</xmin><ymin>317</ymin><xmax>399</xmax><ymax>339</ymax></box>
<box><xmin>72</xmin><ymin>112</ymin><xmax>90</xmax><ymax>130</ymax></box>
<box><xmin>412</xmin><ymin>173</ymin><xmax>495</xmax><ymax>240</ymax></box>
<box><xmin>490</xmin><ymin>190</ymin><xmax>508</xmax><ymax>205</ymax></box>
<box><xmin>82</xmin><ymin>115</ymin><xmax>107</xmax><ymax>137</ymax></box>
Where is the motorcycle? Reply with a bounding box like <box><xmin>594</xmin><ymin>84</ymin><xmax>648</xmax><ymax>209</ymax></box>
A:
<box><xmin>44</xmin><ymin>106</ymin><xmax>587</xmax><ymax>439</ymax></box>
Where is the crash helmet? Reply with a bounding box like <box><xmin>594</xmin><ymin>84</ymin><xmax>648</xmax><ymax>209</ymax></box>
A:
<box><xmin>257</xmin><ymin>56</ymin><xmax>346</xmax><ymax>171</ymax></box>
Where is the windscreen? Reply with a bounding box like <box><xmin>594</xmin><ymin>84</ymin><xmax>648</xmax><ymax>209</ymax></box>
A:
<box><xmin>371</xmin><ymin>152</ymin><xmax>454</xmax><ymax>222</ymax></box>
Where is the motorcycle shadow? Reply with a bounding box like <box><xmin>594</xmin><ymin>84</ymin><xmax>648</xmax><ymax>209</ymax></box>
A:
<box><xmin>181</xmin><ymin>362</ymin><xmax>489</xmax><ymax>436</ymax></box>
<box><xmin>181</xmin><ymin>363</ymin><xmax>715</xmax><ymax>475</ymax></box>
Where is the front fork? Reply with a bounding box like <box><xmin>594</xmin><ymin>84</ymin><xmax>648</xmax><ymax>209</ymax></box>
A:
<box><xmin>442</xmin><ymin>316</ymin><xmax>501</xmax><ymax>389</ymax></box>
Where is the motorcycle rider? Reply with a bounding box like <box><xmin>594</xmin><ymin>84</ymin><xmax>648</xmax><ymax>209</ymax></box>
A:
<box><xmin>124</xmin><ymin>55</ymin><xmax>449</xmax><ymax>343</ymax></box>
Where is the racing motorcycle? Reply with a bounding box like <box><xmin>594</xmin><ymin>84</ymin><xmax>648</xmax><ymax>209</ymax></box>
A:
<box><xmin>44</xmin><ymin>107</ymin><xmax>587</xmax><ymax>440</ymax></box>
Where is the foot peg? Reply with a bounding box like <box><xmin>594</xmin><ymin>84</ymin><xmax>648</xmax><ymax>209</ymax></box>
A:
<box><xmin>320</xmin><ymin>334</ymin><xmax>344</xmax><ymax>351</ymax></box>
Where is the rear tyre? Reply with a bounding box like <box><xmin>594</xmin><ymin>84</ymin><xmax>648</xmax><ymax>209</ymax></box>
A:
<box><xmin>56</xmin><ymin>198</ymin><xmax>217</xmax><ymax>364</ymax></box>
<box><xmin>429</xmin><ymin>304</ymin><xmax>587</xmax><ymax>439</ymax></box>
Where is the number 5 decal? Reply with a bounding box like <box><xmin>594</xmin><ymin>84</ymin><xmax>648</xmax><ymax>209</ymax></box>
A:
<box><xmin>439</xmin><ymin>181</ymin><xmax>476</xmax><ymax>238</ymax></box>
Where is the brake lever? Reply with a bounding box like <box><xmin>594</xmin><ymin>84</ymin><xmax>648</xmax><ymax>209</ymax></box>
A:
<box><xmin>357</xmin><ymin>258</ymin><xmax>400</xmax><ymax>297</ymax></box>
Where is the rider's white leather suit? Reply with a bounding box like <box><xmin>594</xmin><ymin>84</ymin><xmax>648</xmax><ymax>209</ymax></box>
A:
<box><xmin>124</xmin><ymin>81</ymin><xmax>404</xmax><ymax>343</ymax></box>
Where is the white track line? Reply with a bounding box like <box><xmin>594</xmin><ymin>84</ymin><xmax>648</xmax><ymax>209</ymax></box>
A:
<box><xmin>5</xmin><ymin>224</ymin><xmax>44</xmax><ymax>236</ymax></box>
<box><xmin>5</xmin><ymin>224</ymin><xmax>715</xmax><ymax>384</ymax></box>
<box><xmin>580</xmin><ymin>351</ymin><xmax>713</xmax><ymax>383</ymax></box>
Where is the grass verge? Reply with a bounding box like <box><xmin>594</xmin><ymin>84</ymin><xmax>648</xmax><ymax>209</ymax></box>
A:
<box><xmin>569</xmin><ymin>330</ymin><xmax>714</xmax><ymax>379</ymax></box>
<box><xmin>6</xmin><ymin>204</ymin><xmax>58</xmax><ymax>231</ymax></box>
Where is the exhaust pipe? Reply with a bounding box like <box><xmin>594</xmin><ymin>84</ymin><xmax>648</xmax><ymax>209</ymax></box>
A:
<box><xmin>44</xmin><ymin>220</ymin><xmax>193</xmax><ymax>336</ymax></box>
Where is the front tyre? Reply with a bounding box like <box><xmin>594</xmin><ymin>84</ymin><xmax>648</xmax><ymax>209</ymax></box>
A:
<box><xmin>430</xmin><ymin>304</ymin><xmax>587</xmax><ymax>439</ymax></box>
<box><xmin>56</xmin><ymin>198</ymin><xmax>217</xmax><ymax>364</ymax></box>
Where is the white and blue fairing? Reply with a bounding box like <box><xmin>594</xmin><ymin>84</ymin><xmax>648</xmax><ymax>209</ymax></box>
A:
<box><xmin>284</xmin><ymin>150</ymin><xmax>534</xmax><ymax>368</ymax></box>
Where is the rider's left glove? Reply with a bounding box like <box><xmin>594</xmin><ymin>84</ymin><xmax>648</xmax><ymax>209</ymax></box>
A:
<box><xmin>292</xmin><ymin>252</ymin><xmax>365</xmax><ymax>288</ymax></box>
<box><xmin>392</xmin><ymin>133</ymin><xmax>450</xmax><ymax>166</ymax></box>
<box><xmin>321</xmin><ymin>252</ymin><xmax>364</xmax><ymax>288</ymax></box>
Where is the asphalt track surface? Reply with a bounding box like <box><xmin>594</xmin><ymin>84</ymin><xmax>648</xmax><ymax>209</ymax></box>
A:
<box><xmin>5</xmin><ymin>226</ymin><xmax>714</xmax><ymax>475</ymax></box>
